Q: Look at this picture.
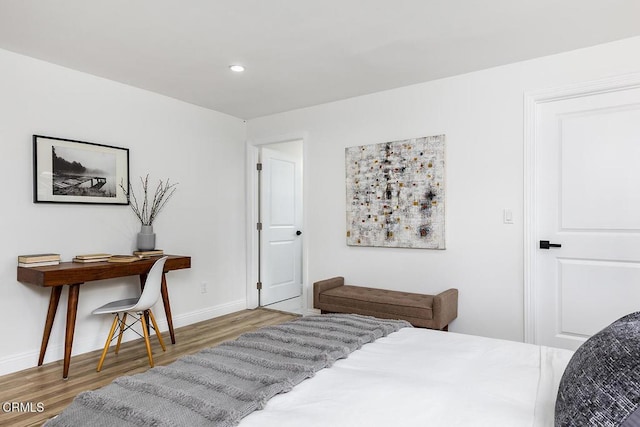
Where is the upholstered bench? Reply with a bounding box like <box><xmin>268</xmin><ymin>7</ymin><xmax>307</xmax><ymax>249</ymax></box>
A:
<box><xmin>313</xmin><ymin>276</ymin><xmax>458</xmax><ymax>330</ymax></box>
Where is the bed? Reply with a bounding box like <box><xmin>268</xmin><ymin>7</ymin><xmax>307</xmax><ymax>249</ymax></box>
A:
<box><xmin>46</xmin><ymin>312</ymin><xmax>640</xmax><ymax>427</ymax></box>
<box><xmin>240</xmin><ymin>326</ymin><xmax>572</xmax><ymax>427</ymax></box>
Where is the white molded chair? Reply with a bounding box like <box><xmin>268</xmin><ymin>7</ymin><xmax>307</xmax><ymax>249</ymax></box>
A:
<box><xmin>93</xmin><ymin>256</ymin><xmax>168</xmax><ymax>372</ymax></box>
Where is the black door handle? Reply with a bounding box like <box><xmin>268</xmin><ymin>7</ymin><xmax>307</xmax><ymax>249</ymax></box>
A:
<box><xmin>540</xmin><ymin>240</ymin><xmax>561</xmax><ymax>249</ymax></box>
<box><xmin>296</xmin><ymin>230</ymin><xmax>302</xmax><ymax>236</ymax></box>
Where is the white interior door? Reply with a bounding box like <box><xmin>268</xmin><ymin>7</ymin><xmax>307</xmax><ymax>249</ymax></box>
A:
<box><xmin>260</xmin><ymin>145</ymin><xmax>303</xmax><ymax>306</ymax></box>
<box><xmin>534</xmin><ymin>85</ymin><xmax>640</xmax><ymax>350</ymax></box>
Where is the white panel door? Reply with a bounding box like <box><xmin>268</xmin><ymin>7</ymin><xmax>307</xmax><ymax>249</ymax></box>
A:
<box><xmin>260</xmin><ymin>146</ymin><xmax>303</xmax><ymax>306</ymax></box>
<box><xmin>536</xmin><ymin>87</ymin><xmax>640</xmax><ymax>350</ymax></box>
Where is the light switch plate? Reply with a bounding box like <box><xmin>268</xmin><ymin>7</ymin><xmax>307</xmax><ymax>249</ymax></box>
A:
<box><xmin>503</xmin><ymin>209</ymin><xmax>514</xmax><ymax>224</ymax></box>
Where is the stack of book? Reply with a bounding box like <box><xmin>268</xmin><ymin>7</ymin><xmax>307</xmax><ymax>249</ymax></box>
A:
<box><xmin>133</xmin><ymin>249</ymin><xmax>164</xmax><ymax>257</ymax></box>
<box><xmin>17</xmin><ymin>253</ymin><xmax>61</xmax><ymax>267</ymax></box>
<box><xmin>108</xmin><ymin>255</ymin><xmax>143</xmax><ymax>263</ymax></box>
<box><xmin>73</xmin><ymin>253</ymin><xmax>111</xmax><ymax>263</ymax></box>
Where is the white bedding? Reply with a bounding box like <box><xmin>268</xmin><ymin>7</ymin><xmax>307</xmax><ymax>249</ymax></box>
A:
<box><xmin>239</xmin><ymin>327</ymin><xmax>573</xmax><ymax>427</ymax></box>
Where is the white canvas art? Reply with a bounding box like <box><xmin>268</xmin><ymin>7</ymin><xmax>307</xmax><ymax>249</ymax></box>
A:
<box><xmin>345</xmin><ymin>135</ymin><xmax>445</xmax><ymax>249</ymax></box>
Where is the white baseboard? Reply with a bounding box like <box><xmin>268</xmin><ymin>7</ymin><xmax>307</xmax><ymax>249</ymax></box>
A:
<box><xmin>0</xmin><ymin>299</ymin><xmax>247</xmax><ymax>376</ymax></box>
<box><xmin>154</xmin><ymin>299</ymin><xmax>247</xmax><ymax>331</ymax></box>
<box><xmin>0</xmin><ymin>349</ymin><xmax>42</xmax><ymax>378</ymax></box>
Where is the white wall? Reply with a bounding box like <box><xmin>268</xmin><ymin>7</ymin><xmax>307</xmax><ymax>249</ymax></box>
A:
<box><xmin>4</xmin><ymin>35</ymin><xmax>640</xmax><ymax>376</ymax></box>
<box><xmin>247</xmin><ymin>36</ymin><xmax>640</xmax><ymax>341</ymax></box>
<box><xmin>0</xmin><ymin>48</ymin><xmax>247</xmax><ymax>375</ymax></box>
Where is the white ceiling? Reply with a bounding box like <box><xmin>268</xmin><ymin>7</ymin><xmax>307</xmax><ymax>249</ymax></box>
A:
<box><xmin>1</xmin><ymin>1</ymin><xmax>639</xmax><ymax>119</ymax></box>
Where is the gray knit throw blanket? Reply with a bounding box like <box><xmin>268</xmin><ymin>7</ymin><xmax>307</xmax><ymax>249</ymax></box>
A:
<box><xmin>46</xmin><ymin>313</ymin><xmax>411</xmax><ymax>427</ymax></box>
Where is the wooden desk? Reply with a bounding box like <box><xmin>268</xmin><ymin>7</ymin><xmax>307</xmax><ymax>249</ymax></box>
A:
<box><xmin>17</xmin><ymin>255</ymin><xmax>191</xmax><ymax>378</ymax></box>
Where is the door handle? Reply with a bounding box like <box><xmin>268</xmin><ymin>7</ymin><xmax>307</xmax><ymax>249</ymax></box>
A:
<box><xmin>296</xmin><ymin>230</ymin><xmax>302</xmax><ymax>236</ymax></box>
<box><xmin>540</xmin><ymin>240</ymin><xmax>561</xmax><ymax>249</ymax></box>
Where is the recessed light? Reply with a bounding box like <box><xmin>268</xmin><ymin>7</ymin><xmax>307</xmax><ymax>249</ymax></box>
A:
<box><xmin>229</xmin><ymin>64</ymin><xmax>245</xmax><ymax>73</ymax></box>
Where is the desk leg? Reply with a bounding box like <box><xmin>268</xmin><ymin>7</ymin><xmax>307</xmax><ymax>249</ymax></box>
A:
<box><xmin>160</xmin><ymin>273</ymin><xmax>176</xmax><ymax>344</ymax></box>
<box><xmin>38</xmin><ymin>287</ymin><xmax>63</xmax><ymax>366</ymax></box>
<box><xmin>63</xmin><ymin>284</ymin><xmax>81</xmax><ymax>379</ymax></box>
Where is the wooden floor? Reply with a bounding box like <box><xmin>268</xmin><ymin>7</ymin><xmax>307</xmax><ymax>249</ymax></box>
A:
<box><xmin>0</xmin><ymin>308</ymin><xmax>298</xmax><ymax>427</ymax></box>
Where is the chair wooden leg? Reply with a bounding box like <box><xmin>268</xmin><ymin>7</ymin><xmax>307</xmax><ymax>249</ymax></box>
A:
<box><xmin>97</xmin><ymin>315</ymin><xmax>120</xmax><ymax>372</ymax></box>
<box><xmin>148</xmin><ymin>309</ymin><xmax>166</xmax><ymax>352</ymax></box>
<box><xmin>140</xmin><ymin>312</ymin><xmax>154</xmax><ymax>368</ymax></box>
<box><xmin>115</xmin><ymin>313</ymin><xmax>128</xmax><ymax>354</ymax></box>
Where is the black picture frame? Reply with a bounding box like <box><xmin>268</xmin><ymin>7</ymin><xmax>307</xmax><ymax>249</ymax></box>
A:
<box><xmin>33</xmin><ymin>135</ymin><xmax>130</xmax><ymax>205</ymax></box>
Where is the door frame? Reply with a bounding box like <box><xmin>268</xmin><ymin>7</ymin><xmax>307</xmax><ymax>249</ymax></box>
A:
<box><xmin>245</xmin><ymin>133</ymin><xmax>308</xmax><ymax>310</ymax></box>
<box><xmin>523</xmin><ymin>72</ymin><xmax>640</xmax><ymax>344</ymax></box>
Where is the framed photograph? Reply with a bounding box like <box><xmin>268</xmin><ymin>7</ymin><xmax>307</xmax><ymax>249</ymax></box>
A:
<box><xmin>33</xmin><ymin>135</ymin><xmax>129</xmax><ymax>205</ymax></box>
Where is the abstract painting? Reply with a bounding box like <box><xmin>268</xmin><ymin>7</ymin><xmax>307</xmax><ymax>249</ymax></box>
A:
<box><xmin>346</xmin><ymin>135</ymin><xmax>445</xmax><ymax>249</ymax></box>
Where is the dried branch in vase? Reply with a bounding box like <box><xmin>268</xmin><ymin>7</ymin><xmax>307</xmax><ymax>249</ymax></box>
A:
<box><xmin>120</xmin><ymin>174</ymin><xmax>178</xmax><ymax>225</ymax></box>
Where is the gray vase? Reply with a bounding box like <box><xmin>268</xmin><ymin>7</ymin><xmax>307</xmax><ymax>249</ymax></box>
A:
<box><xmin>137</xmin><ymin>225</ymin><xmax>156</xmax><ymax>250</ymax></box>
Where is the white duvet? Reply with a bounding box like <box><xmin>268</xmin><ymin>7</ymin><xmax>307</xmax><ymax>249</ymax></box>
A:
<box><xmin>240</xmin><ymin>327</ymin><xmax>573</xmax><ymax>427</ymax></box>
